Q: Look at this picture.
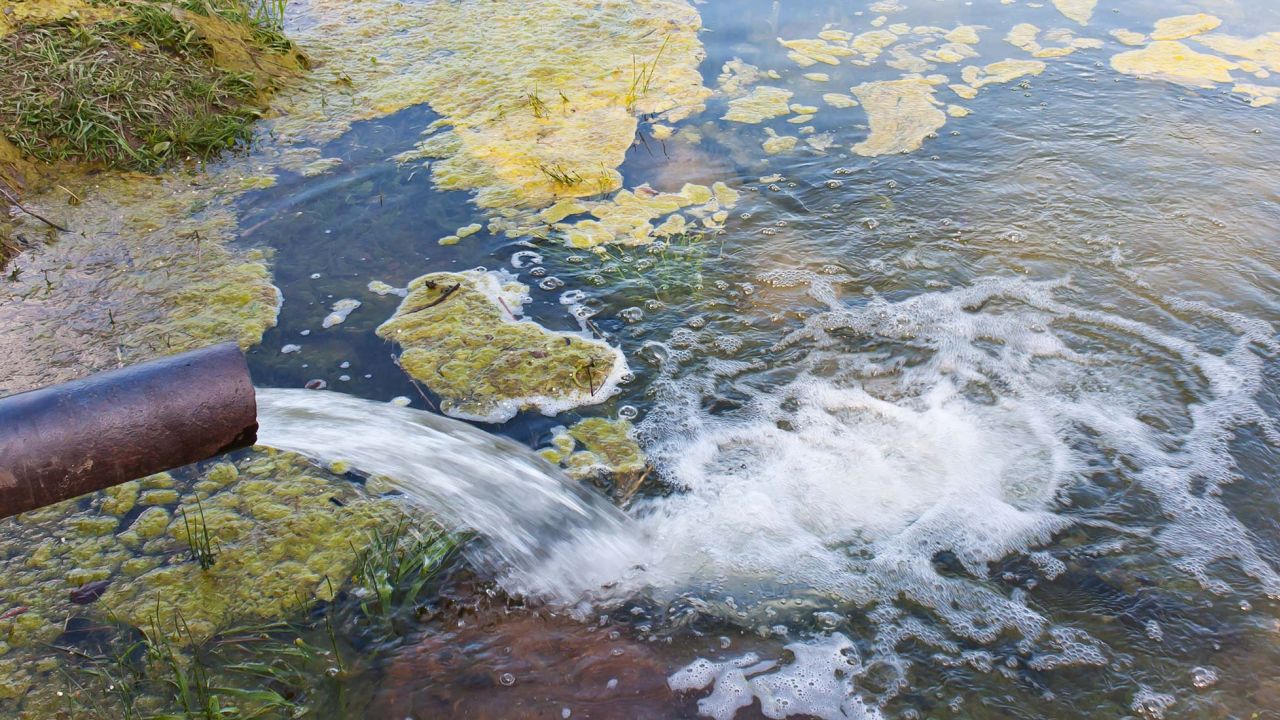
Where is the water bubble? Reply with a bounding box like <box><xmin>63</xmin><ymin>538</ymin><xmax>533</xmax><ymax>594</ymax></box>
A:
<box><xmin>499</xmin><ymin>673</ymin><xmax>516</xmax><ymax>687</ymax></box>
<box><xmin>566</xmin><ymin>254</ymin><xmax>587</xmax><ymax>264</ymax></box>
<box><xmin>539</xmin><ymin>276</ymin><xmax>565</xmax><ymax>290</ymax></box>
<box><xmin>511</xmin><ymin>250</ymin><xmax>543</xmax><ymax>268</ymax></box>
<box><xmin>886</xmin><ymin>180</ymin><xmax>898</xmax><ymax>189</ymax></box>
<box><xmin>560</xmin><ymin>289</ymin><xmax>587</xmax><ymax>305</ymax></box>
<box><xmin>825</xmin><ymin>180</ymin><xmax>843</xmax><ymax>189</ymax></box>
<box><xmin>740</xmin><ymin>212</ymin><xmax>753</xmax><ymax>220</ymax></box>
<box><xmin>304</xmin><ymin>379</ymin><xmax>327</xmax><ymax>390</ymax></box>
<box><xmin>687</xmin><ymin>316</ymin><xmax>707</xmax><ymax>329</ymax></box>
<box><xmin>606</xmin><ymin>678</ymin><xmax>619</xmax><ymax>690</ymax></box>
<box><xmin>310</xmin><ymin>273</ymin><xmax>321</xmax><ymax>279</ymax></box>
<box><xmin>1190</xmin><ymin>666</ymin><xmax>1218</xmax><ymax>689</ymax></box>
<box><xmin>863</xmin><ymin>218</ymin><xmax>880</xmax><ymax>230</ymax></box>
<box><xmin>619</xmin><ymin>372</ymin><xmax>636</xmax><ymax>384</ymax></box>
<box><xmin>529</xmin><ymin>266</ymin><xmax>548</xmax><ymax>278</ymax></box>
<box><xmin>619</xmin><ymin>307</ymin><xmax>644</xmax><ymax>323</ymax></box>
<box><xmin>619</xmin><ymin>405</ymin><xmax>639</xmax><ymax>420</ymax></box>
<box><xmin>762</xmin><ymin>228</ymin><xmax>778</xmax><ymax>236</ymax></box>
<box><xmin>768</xmin><ymin>184</ymin><xmax>782</xmax><ymax>192</ymax></box>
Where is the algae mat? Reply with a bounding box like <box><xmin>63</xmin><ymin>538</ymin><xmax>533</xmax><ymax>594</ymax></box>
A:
<box><xmin>284</xmin><ymin>0</ymin><xmax>710</xmax><ymax>210</ymax></box>
<box><xmin>377</xmin><ymin>270</ymin><xmax>629</xmax><ymax>423</ymax></box>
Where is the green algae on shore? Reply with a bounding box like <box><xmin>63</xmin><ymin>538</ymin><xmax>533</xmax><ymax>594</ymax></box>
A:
<box><xmin>377</xmin><ymin>270</ymin><xmax>629</xmax><ymax>423</ymax></box>
<box><xmin>0</xmin><ymin>0</ymin><xmax>302</xmax><ymax>171</ymax></box>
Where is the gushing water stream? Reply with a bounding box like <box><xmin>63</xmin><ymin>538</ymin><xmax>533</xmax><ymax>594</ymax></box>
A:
<box><xmin>255</xmin><ymin>388</ymin><xmax>644</xmax><ymax>600</ymax></box>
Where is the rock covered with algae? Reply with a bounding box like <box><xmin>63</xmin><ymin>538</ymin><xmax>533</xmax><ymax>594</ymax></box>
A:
<box><xmin>0</xmin><ymin>451</ymin><xmax>398</xmax><ymax>713</ymax></box>
<box><xmin>377</xmin><ymin>270</ymin><xmax>629</xmax><ymax>423</ymax></box>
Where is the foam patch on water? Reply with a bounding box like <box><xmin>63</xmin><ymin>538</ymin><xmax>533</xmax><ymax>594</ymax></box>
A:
<box><xmin>670</xmin><ymin>634</ymin><xmax>883</xmax><ymax>720</ymax></box>
<box><xmin>634</xmin><ymin>275</ymin><xmax>1278</xmax><ymax>717</ymax></box>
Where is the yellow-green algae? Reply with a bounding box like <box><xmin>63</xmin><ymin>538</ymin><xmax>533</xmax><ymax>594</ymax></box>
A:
<box><xmin>0</xmin><ymin>171</ymin><xmax>280</xmax><ymax>394</ymax></box>
<box><xmin>1196</xmin><ymin>33</ymin><xmax>1280</xmax><ymax>73</ymax></box>
<box><xmin>1051</xmin><ymin>0</ymin><xmax>1096</xmax><ymax>26</ymax></box>
<box><xmin>0</xmin><ymin>451</ymin><xmax>398</xmax><ymax>715</ymax></box>
<box><xmin>538</xmin><ymin>418</ymin><xmax>648</xmax><ymax>500</ymax></box>
<box><xmin>1007</xmin><ymin>23</ymin><xmax>1103</xmax><ymax>59</ymax></box>
<box><xmin>311</xmin><ymin>0</ymin><xmax>710</xmax><ymax>212</ymax></box>
<box><xmin>377</xmin><ymin>270</ymin><xmax>629</xmax><ymax>422</ymax></box>
<box><xmin>763</xmin><ymin>129</ymin><xmax>800</xmax><ymax>155</ymax></box>
<box><xmin>723</xmin><ymin>86</ymin><xmax>795</xmax><ymax>124</ymax></box>
<box><xmin>550</xmin><ymin>181</ymin><xmax>739</xmax><ymax>248</ymax></box>
<box><xmin>1111</xmin><ymin>41</ymin><xmax>1238</xmax><ymax>89</ymax></box>
<box><xmin>1150</xmin><ymin>14</ymin><xmax>1222</xmax><ymax>42</ymax></box>
<box><xmin>851</xmin><ymin>77</ymin><xmax>947</xmax><ymax>157</ymax></box>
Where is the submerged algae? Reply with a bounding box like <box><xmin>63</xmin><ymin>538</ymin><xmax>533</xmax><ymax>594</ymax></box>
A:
<box><xmin>0</xmin><ymin>452</ymin><xmax>407</xmax><ymax>716</ymax></box>
<box><xmin>103</xmin><ymin>452</ymin><xmax>397</xmax><ymax>646</ymax></box>
<box><xmin>377</xmin><ymin>270</ymin><xmax>628</xmax><ymax>423</ymax></box>
<box><xmin>0</xmin><ymin>171</ymin><xmax>280</xmax><ymax>394</ymax></box>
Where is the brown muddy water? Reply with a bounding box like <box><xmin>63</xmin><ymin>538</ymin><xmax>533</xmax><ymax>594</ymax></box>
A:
<box><xmin>3</xmin><ymin>0</ymin><xmax>1280</xmax><ymax>718</ymax></box>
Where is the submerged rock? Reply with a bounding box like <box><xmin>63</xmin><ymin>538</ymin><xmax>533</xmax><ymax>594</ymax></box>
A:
<box><xmin>373</xmin><ymin>611</ymin><xmax>677</xmax><ymax>720</ymax></box>
<box><xmin>377</xmin><ymin>270</ymin><xmax>628</xmax><ymax>422</ymax></box>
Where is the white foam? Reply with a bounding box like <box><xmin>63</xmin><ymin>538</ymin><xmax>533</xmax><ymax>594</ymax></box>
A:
<box><xmin>637</xmin><ymin>275</ymin><xmax>1277</xmax><ymax>718</ymax></box>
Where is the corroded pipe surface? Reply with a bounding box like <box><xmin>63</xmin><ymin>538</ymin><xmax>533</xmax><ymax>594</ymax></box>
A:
<box><xmin>0</xmin><ymin>343</ymin><xmax>257</xmax><ymax>519</ymax></box>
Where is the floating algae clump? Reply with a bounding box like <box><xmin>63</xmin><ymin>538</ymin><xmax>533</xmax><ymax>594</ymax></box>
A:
<box><xmin>377</xmin><ymin>270</ymin><xmax>629</xmax><ymax>423</ymax></box>
<box><xmin>851</xmin><ymin>78</ymin><xmax>947</xmax><ymax>157</ymax></box>
<box><xmin>1111</xmin><ymin>41</ymin><xmax>1237</xmax><ymax>89</ymax></box>
<box><xmin>1051</xmin><ymin>0</ymin><xmax>1097</xmax><ymax>26</ymax></box>
<box><xmin>539</xmin><ymin>418</ymin><xmax>648</xmax><ymax>500</ymax></box>
<box><xmin>314</xmin><ymin>0</ymin><xmax>710</xmax><ymax>210</ymax></box>
<box><xmin>551</xmin><ymin>182</ymin><xmax>738</xmax><ymax>247</ymax></box>
<box><xmin>723</xmin><ymin>86</ymin><xmax>795</xmax><ymax>123</ymax></box>
<box><xmin>1150</xmin><ymin>14</ymin><xmax>1222</xmax><ymax>42</ymax></box>
<box><xmin>1196</xmin><ymin>33</ymin><xmax>1280</xmax><ymax>74</ymax></box>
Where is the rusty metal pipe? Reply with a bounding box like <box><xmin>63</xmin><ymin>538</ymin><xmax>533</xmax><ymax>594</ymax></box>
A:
<box><xmin>0</xmin><ymin>343</ymin><xmax>257</xmax><ymax>519</ymax></box>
